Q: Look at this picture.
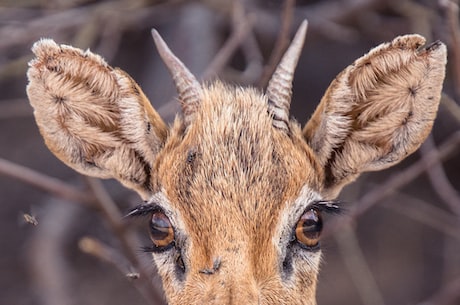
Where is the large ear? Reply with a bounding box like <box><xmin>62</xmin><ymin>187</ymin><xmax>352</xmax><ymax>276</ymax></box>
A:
<box><xmin>303</xmin><ymin>35</ymin><xmax>447</xmax><ymax>198</ymax></box>
<box><xmin>27</xmin><ymin>39</ymin><xmax>168</xmax><ymax>199</ymax></box>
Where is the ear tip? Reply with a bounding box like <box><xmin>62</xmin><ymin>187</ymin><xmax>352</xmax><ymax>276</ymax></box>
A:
<box><xmin>31</xmin><ymin>38</ymin><xmax>59</xmax><ymax>56</ymax></box>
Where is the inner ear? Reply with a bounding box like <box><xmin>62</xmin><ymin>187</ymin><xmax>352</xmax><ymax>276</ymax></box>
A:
<box><xmin>27</xmin><ymin>39</ymin><xmax>168</xmax><ymax>199</ymax></box>
<box><xmin>303</xmin><ymin>35</ymin><xmax>447</xmax><ymax>196</ymax></box>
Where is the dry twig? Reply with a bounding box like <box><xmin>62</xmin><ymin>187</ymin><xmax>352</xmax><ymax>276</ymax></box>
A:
<box><xmin>441</xmin><ymin>0</ymin><xmax>460</xmax><ymax>98</ymax></box>
<box><xmin>201</xmin><ymin>14</ymin><xmax>255</xmax><ymax>80</ymax></box>
<box><xmin>382</xmin><ymin>192</ymin><xmax>460</xmax><ymax>241</ymax></box>
<box><xmin>257</xmin><ymin>0</ymin><xmax>296</xmax><ymax>88</ymax></box>
<box><xmin>326</xmin><ymin>131</ymin><xmax>460</xmax><ymax>236</ymax></box>
<box><xmin>420</xmin><ymin>134</ymin><xmax>460</xmax><ymax>216</ymax></box>
<box><xmin>79</xmin><ymin>236</ymin><xmax>140</xmax><ymax>281</ymax></box>
<box><xmin>441</xmin><ymin>93</ymin><xmax>460</xmax><ymax>123</ymax></box>
<box><xmin>28</xmin><ymin>200</ymin><xmax>81</xmax><ymax>305</ymax></box>
<box><xmin>0</xmin><ymin>157</ymin><xmax>95</xmax><ymax>205</ymax></box>
<box><xmin>84</xmin><ymin>177</ymin><xmax>165</xmax><ymax>305</ymax></box>
<box><xmin>335</xmin><ymin>226</ymin><xmax>386</xmax><ymax>305</ymax></box>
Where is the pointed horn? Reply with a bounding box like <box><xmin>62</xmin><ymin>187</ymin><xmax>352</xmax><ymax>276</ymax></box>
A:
<box><xmin>151</xmin><ymin>29</ymin><xmax>202</xmax><ymax>125</ymax></box>
<box><xmin>266</xmin><ymin>20</ymin><xmax>308</xmax><ymax>132</ymax></box>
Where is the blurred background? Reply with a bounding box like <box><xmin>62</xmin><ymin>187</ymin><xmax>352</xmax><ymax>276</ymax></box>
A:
<box><xmin>0</xmin><ymin>0</ymin><xmax>459</xmax><ymax>304</ymax></box>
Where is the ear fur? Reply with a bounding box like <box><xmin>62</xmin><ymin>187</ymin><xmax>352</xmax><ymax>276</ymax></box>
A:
<box><xmin>303</xmin><ymin>35</ymin><xmax>447</xmax><ymax>197</ymax></box>
<box><xmin>27</xmin><ymin>39</ymin><xmax>168</xmax><ymax>198</ymax></box>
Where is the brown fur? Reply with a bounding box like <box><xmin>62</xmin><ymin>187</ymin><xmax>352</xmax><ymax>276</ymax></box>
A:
<box><xmin>26</xmin><ymin>32</ymin><xmax>446</xmax><ymax>304</ymax></box>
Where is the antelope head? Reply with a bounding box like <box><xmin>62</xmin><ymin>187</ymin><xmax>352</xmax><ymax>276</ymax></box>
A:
<box><xmin>26</xmin><ymin>21</ymin><xmax>446</xmax><ymax>304</ymax></box>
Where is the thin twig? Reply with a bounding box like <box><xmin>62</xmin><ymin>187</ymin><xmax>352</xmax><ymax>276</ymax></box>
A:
<box><xmin>0</xmin><ymin>4</ymin><xmax>91</xmax><ymax>51</ymax></box>
<box><xmin>325</xmin><ymin>131</ymin><xmax>460</xmax><ymax>236</ymax></box>
<box><xmin>257</xmin><ymin>0</ymin><xmax>296</xmax><ymax>88</ymax></box>
<box><xmin>441</xmin><ymin>0</ymin><xmax>460</xmax><ymax>98</ymax></box>
<box><xmin>201</xmin><ymin>15</ymin><xmax>255</xmax><ymax>80</ymax></box>
<box><xmin>335</xmin><ymin>226</ymin><xmax>386</xmax><ymax>305</ymax></box>
<box><xmin>28</xmin><ymin>200</ymin><xmax>81</xmax><ymax>305</ymax></box>
<box><xmin>0</xmin><ymin>157</ymin><xmax>95</xmax><ymax>205</ymax></box>
<box><xmin>0</xmin><ymin>0</ymin><xmax>175</xmax><ymax>52</ymax></box>
<box><xmin>84</xmin><ymin>177</ymin><xmax>165</xmax><ymax>305</ymax></box>
<box><xmin>441</xmin><ymin>93</ymin><xmax>460</xmax><ymax>123</ymax></box>
<box><xmin>291</xmin><ymin>0</ymin><xmax>363</xmax><ymax>43</ymax></box>
<box><xmin>79</xmin><ymin>236</ymin><xmax>140</xmax><ymax>280</ymax></box>
<box><xmin>232</xmin><ymin>0</ymin><xmax>264</xmax><ymax>85</ymax></box>
<box><xmin>420</xmin><ymin>134</ymin><xmax>460</xmax><ymax>216</ymax></box>
<box><xmin>0</xmin><ymin>157</ymin><xmax>164</xmax><ymax>303</ymax></box>
<box><xmin>390</xmin><ymin>0</ymin><xmax>435</xmax><ymax>40</ymax></box>
<box><xmin>381</xmin><ymin>192</ymin><xmax>460</xmax><ymax>242</ymax></box>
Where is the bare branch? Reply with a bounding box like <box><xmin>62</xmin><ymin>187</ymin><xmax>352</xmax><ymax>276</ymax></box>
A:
<box><xmin>440</xmin><ymin>0</ymin><xmax>460</xmax><ymax>98</ymax></box>
<box><xmin>441</xmin><ymin>93</ymin><xmax>460</xmax><ymax>123</ymax></box>
<box><xmin>79</xmin><ymin>236</ymin><xmax>140</xmax><ymax>281</ymax></box>
<box><xmin>420</xmin><ymin>134</ymin><xmax>460</xmax><ymax>216</ymax></box>
<box><xmin>382</xmin><ymin>192</ymin><xmax>460</xmax><ymax>242</ymax></box>
<box><xmin>201</xmin><ymin>15</ymin><xmax>255</xmax><ymax>80</ymax></box>
<box><xmin>231</xmin><ymin>0</ymin><xmax>264</xmax><ymax>85</ymax></box>
<box><xmin>0</xmin><ymin>157</ymin><xmax>95</xmax><ymax>205</ymax></box>
<box><xmin>326</xmin><ymin>131</ymin><xmax>460</xmax><ymax>236</ymax></box>
<box><xmin>257</xmin><ymin>0</ymin><xmax>296</xmax><ymax>88</ymax></box>
<box><xmin>335</xmin><ymin>226</ymin><xmax>386</xmax><ymax>305</ymax></box>
<box><xmin>28</xmin><ymin>201</ymin><xmax>80</xmax><ymax>305</ymax></box>
<box><xmin>0</xmin><ymin>159</ymin><xmax>164</xmax><ymax>303</ymax></box>
<box><xmin>84</xmin><ymin>177</ymin><xmax>165</xmax><ymax>305</ymax></box>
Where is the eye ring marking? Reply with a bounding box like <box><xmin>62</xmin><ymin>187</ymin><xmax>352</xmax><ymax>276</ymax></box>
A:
<box><xmin>295</xmin><ymin>208</ymin><xmax>323</xmax><ymax>249</ymax></box>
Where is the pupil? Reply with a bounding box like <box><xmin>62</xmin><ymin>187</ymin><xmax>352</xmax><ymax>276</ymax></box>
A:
<box><xmin>301</xmin><ymin>210</ymin><xmax>322</xmax><ymax>237</ymax></box>
<box><xmin>302</xmin><ymin>220</ymin><xmax>321</xmax><ymax>238</ymax></box>
<box><xmin>150</xmin><ymin>213</ymin><xmax>171</xmax><ymax>240</ymax></box>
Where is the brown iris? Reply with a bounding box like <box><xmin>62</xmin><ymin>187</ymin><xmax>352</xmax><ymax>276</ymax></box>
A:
<box><xmin>149</xmin><ymin>211</ymin><xmax>175</xmax><ymax>248</ymax></box>
<box><xmin>295</xmin><ymin>209</ymin><xmax>322</xmax><ymax>248</ymax></box>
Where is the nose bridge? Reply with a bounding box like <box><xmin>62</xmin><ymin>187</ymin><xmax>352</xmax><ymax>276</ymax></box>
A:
<box><xmin>183</xmin><ymin>193</ymin><xmax>281</xmax><ymax>304</ymax></box>
<box><xmin>217</xmin><ymin>251</ymin><xmax>260</xmax><ymax>304</ymax></box>
<box><xmin>192</xmin><ymin>237</ymin><xmax>261</xmax><ymax>304</ymax></box>
<box><xmin>199</xmin><ymin>202</ymin><xmax>278</xmax><ymax>293</ymax></box>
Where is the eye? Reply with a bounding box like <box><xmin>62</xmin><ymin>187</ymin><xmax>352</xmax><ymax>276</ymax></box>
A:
<box><xmin>149</xmin><ymin>210</ymin><xmax>175</xmax><ymax>250</ymax></box>
<box><xmin>295</xmin><ymin>208</ymin><xmax>322</xmax><ymax>249</ymax></box>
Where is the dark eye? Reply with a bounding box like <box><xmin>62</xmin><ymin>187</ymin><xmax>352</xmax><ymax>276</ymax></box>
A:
<box><xmin>149</xmin><ymin>210</ymin><xmax>175</xmax><ymax>249</ymax></box>
<box><xmin>295</xmin><ymin>209</ymin><xmax>322</xmax><ymax>249</ymax></box>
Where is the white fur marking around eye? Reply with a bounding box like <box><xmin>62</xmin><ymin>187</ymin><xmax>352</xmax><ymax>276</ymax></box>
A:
<box><xmin>273</xmin><ymin>185</ymin><xmax>322</xmax><ymax>265</ymax></box>
<box><xmin>148</xmin><ymin>191</ymin><xmax>189</xmax><ymax>288</ymax></box>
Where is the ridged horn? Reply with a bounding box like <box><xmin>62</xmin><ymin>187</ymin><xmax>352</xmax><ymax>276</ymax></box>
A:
<box><xmin>151</xmin><ymin>29</ymin><xmax>202</xmax><ymax>125</ymax></box>
<box><xmin>266</xmin><ymin>20</ymin><xmax>308</xmax><ymax>132</ymax></box>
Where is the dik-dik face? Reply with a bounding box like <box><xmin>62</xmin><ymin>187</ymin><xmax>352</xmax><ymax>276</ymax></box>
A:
<box><xmin>26</xmin><ymin>21</ymin><xmax>446</xmax><ymax>304</ymax></box>
<box><xmin>146</xmin><ymin>82</ymin><xmax>327</xmax><ymax>304</ymax></box>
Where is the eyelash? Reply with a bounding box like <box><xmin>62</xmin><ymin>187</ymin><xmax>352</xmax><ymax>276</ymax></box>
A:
<box><xmin>125</xmin><ymin>203</ymin><xmax>160</xmax><ymax>218</ymax></box>
<box><xmin>309</xmin><ymin>200</ymin><xmax>343</xmax><ymax>215</ymax></box>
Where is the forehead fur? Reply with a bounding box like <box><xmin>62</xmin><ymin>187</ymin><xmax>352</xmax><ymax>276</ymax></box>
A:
<box><xmin>156</xmin><ymin>81</ymin><xmax>322</xmax><ymax>258</ymax></box>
